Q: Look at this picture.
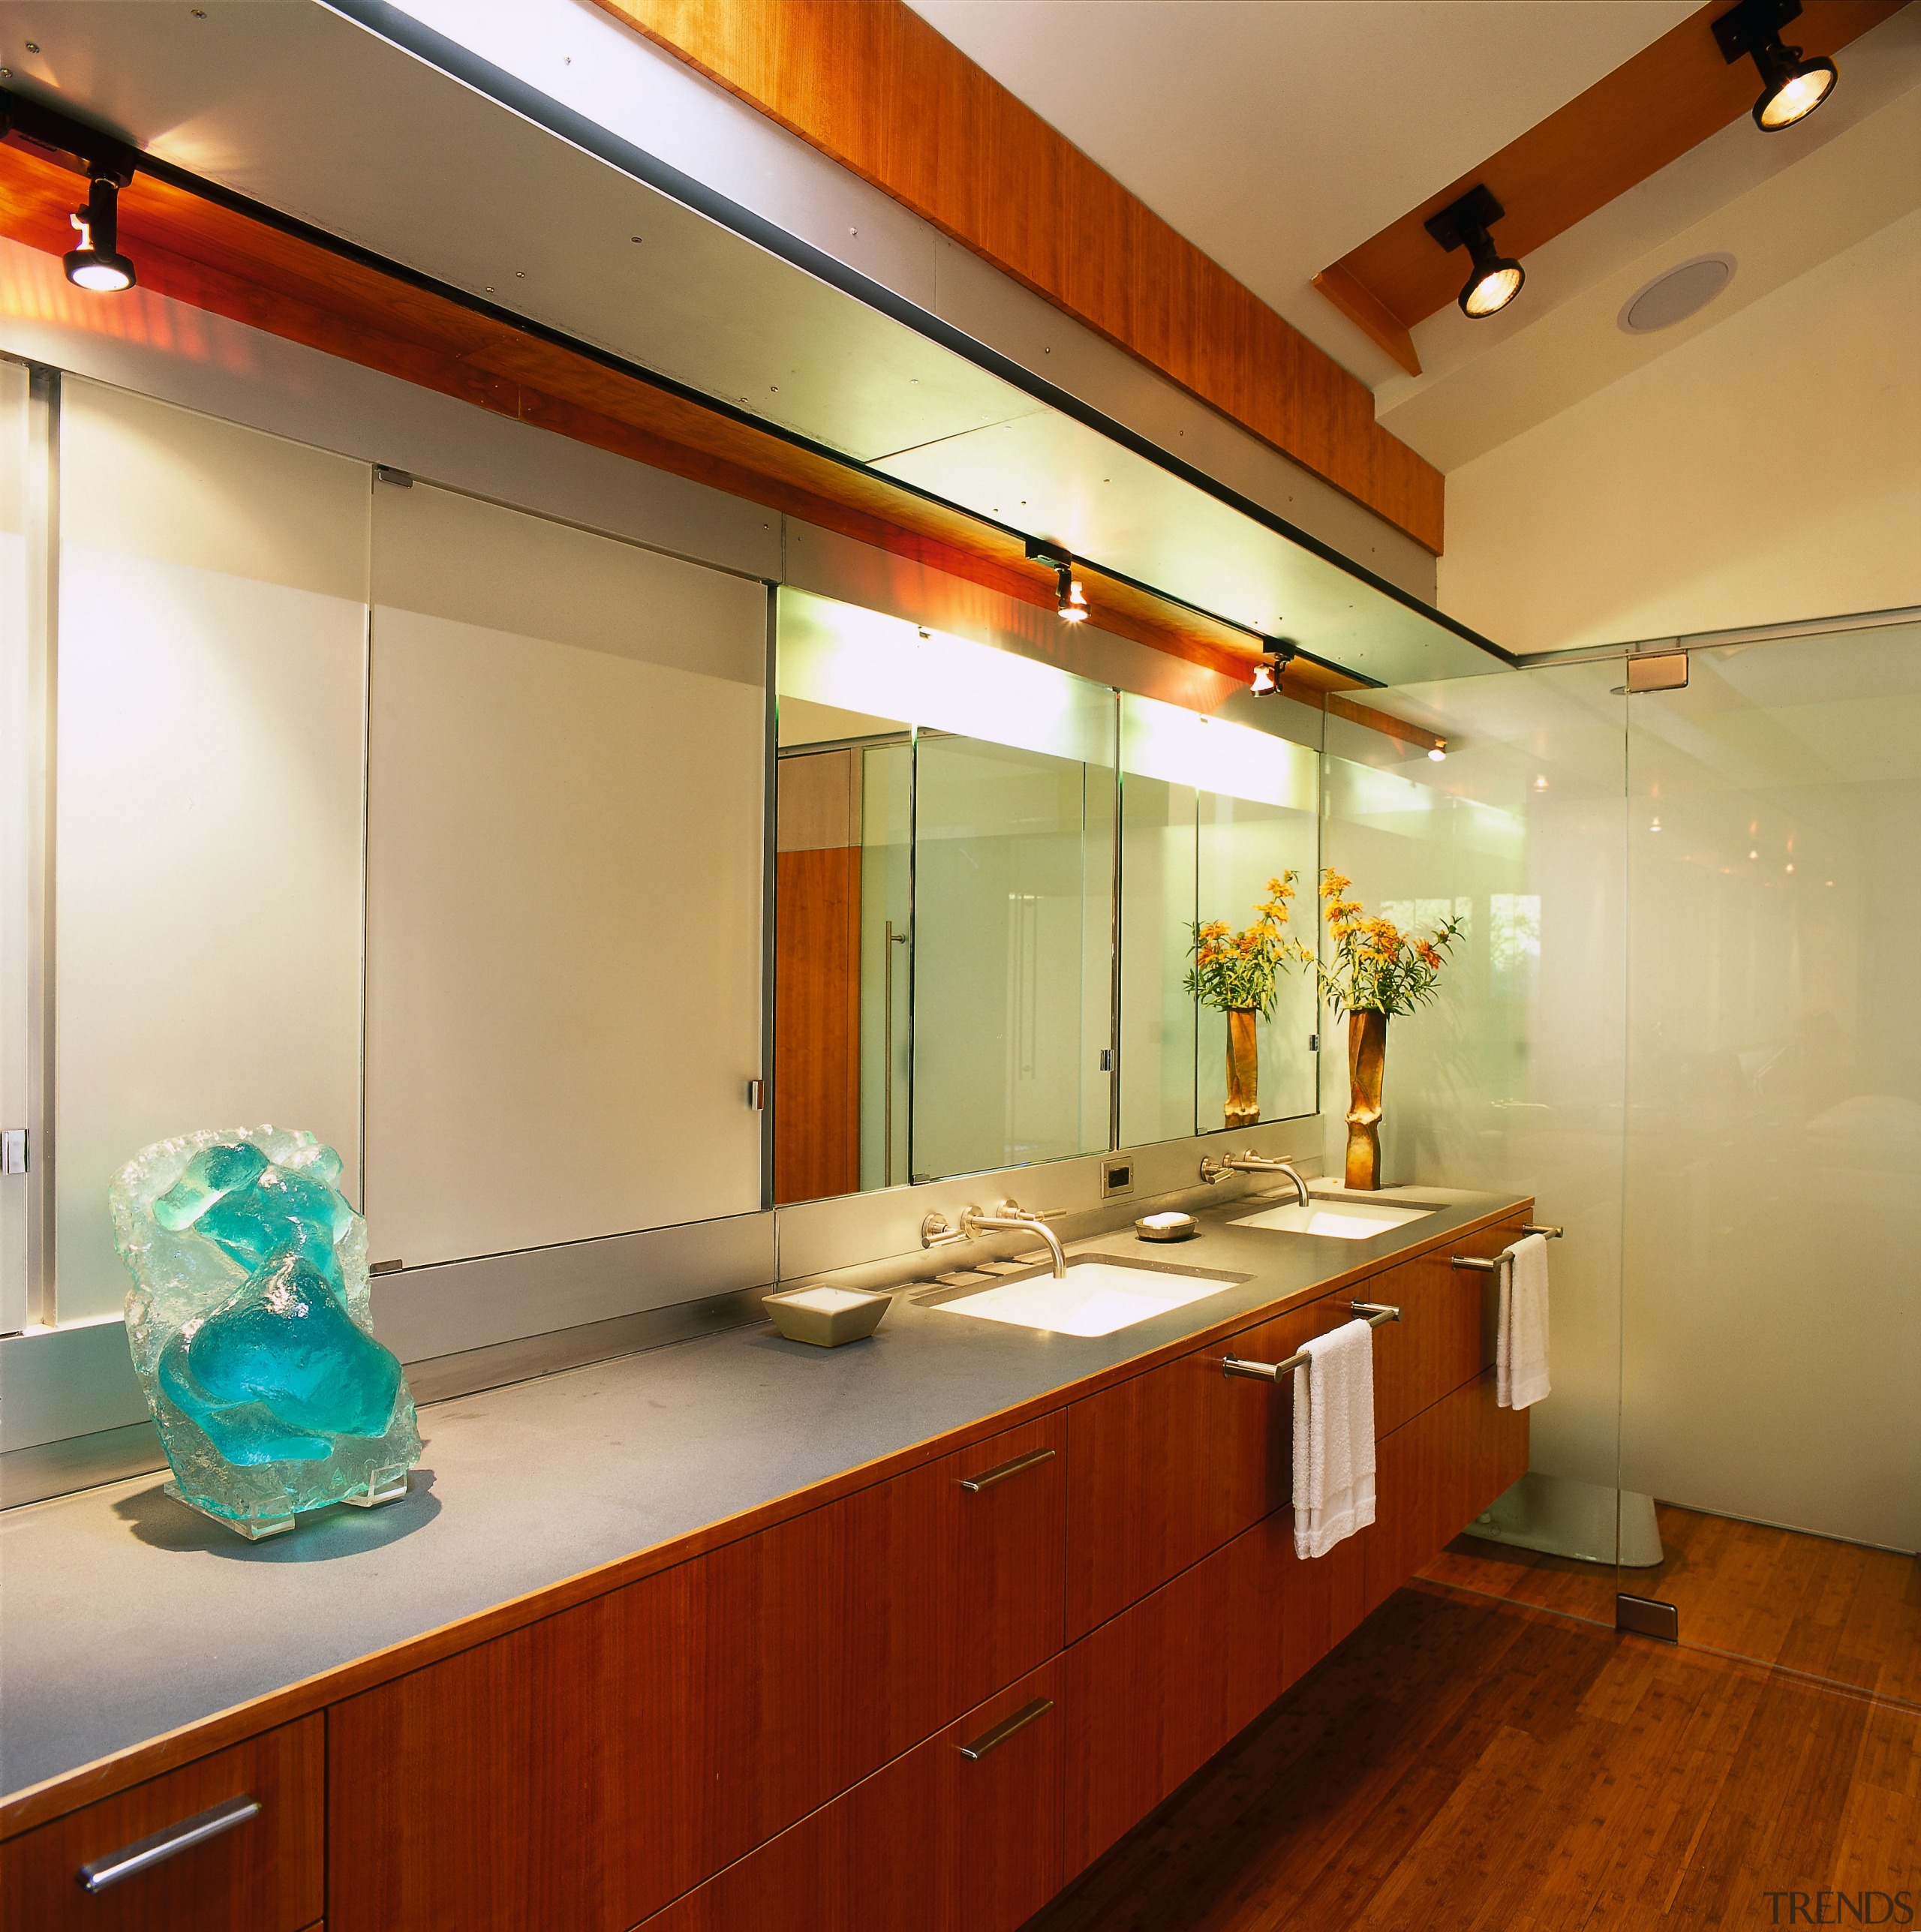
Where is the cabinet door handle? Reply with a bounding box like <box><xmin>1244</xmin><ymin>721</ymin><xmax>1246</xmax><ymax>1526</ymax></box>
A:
<box><xmin>77</xmin><ymin>1795</ymin><xmax>260</xmax><ymax>1892</ymax></box>
<box><xmin>958</xmin><ymin>1446</ymin><xmax>1056</xmax><ymax>1492</ymax></box>
<box><xmin>957</xmin><ymin>1696</ymin><xmax>1054</xmax><ymax>1761</ymax></box>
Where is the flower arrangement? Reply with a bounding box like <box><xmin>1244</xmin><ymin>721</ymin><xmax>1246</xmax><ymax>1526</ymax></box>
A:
<box><xmin>1183</xmin><ymin>873</ymin><xmax>1312</xmax><ymax>1016</ymax></box>
<box><xmin>1315</xmin><ymin>871</ymin><xmax>1464</xmax><ymax>1016</ymax></box>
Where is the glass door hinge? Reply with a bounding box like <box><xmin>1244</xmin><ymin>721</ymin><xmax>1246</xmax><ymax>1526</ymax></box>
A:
<box><xmin>2</xmin><ymin>1128</ymin><xmax>26</xmax><ymax>1174</ymax></box>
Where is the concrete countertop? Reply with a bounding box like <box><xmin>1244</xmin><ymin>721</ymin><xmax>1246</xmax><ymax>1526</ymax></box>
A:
<box><xmin>2</xmin><ymin>1182</ymin><xmax>1523</xmax><ymax>1802</ymax></box>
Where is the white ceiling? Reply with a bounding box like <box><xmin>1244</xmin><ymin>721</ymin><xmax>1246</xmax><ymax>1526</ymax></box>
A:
<box><xmin>909</xmin><ymin>1</ymin><xmax>1921</xmax><ymax>467</ymax></box>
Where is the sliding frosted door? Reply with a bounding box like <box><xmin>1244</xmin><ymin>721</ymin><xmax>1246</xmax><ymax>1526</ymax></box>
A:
<box><xmin>54</xmin><ymin>383</ymin><xmax>369</xmax><ymax>1322</ymax></box>
<box><xmin>366</xmin><ymin>484</ymin><xmax>765</xmax><ymax>1266</ymax></box>
<box><xmin>1621</xmin><ymin>629</ymin><xmax>1921</xmax><ymax>1642</ymax></box>
<box><xmin>0</xmin><ymin>361</ymin><xmax>29</xmax><ymax>1333</ymax></box>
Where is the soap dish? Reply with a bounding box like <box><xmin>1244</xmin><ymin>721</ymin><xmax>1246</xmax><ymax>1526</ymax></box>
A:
<box><xmin>764</xmin><ymin>1285</ymin><xmax>893</xmax><ymax>1348</ymax></box>
<box><xmin>1135</xmin><ymin>1211</ymin><xmax>1199</xmax><ymax>1242</ymax></box>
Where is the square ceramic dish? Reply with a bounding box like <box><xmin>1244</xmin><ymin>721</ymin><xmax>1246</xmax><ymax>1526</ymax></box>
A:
<box><xmin>764</xmin><ymin>1285</ymin><xmax>893</xmax><ymax>1348</ymax></box>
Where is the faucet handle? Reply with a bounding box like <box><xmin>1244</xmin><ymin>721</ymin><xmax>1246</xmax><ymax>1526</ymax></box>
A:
<box><xmin>996</xmin><ymin>1199</ymin><xmax>1063</xmax><ymax>1221</ymax></box>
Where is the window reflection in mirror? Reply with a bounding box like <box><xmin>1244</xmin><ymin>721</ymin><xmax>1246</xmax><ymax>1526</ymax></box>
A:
<box><xmin>1119</xmin><ymin>694</ymin><xmax>1321</xmax><ymax>1143</ymax></box>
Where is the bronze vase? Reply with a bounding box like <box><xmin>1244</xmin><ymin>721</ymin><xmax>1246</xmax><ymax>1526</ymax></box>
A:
<box><xmin>1345</xmin><ymin>1008</ymin><xmax>1388</xmax><ymax>1189</ymax></box>
<box><xmin>1224</xmin><ymin>1008</ymin><xmax>1260</xmax><ymax>1129</ymax></box>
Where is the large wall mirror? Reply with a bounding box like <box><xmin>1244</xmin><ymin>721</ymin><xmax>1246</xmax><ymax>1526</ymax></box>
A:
<box><xmin>771</xmin><ymin>589</ymin><xmax>1327</xmax><ymax>1206</ymax></box>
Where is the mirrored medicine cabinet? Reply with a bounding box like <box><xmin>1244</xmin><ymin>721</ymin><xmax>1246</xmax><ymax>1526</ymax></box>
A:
<box><xmin>771</xmin><ymin>589</ymin><xmax>1325</xmax><ymax>1206</ymax></box>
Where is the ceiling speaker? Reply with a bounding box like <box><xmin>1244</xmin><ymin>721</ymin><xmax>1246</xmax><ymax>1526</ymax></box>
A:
<box><xmin>1618</xmin><ymin>254</ymin><xmax>1736</xmax><ymax>335</ymax></box>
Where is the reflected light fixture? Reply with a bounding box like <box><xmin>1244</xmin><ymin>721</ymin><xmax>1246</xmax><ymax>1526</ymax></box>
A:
<box><xmin>64</xmin><ymin>168</ymin><xmax>137</xmax><ymax>293</ymax></box>
<box><xmin>1424</xmin><ymin>185</ymin><xmax>1524</xmax><ymax>320</ymax></box>
<box><xmin>1024</xmin><ymin>537</ymin><xmax>1088</xmax><ymax>623</ymax></box>
<box><xmin>1713</xmin><ymin>0</ymin><xmax>1837</xmax><ymax>132</ymax></box>
<box><xmin>1248</xmin><ymin>638</ymin><xmax>1294</xmax><ymax>698</ymax></box>
<box><xmin>1427</xmin><ymin>742</ymin><xmax>1448</xmax><ymax>763</ymax></box>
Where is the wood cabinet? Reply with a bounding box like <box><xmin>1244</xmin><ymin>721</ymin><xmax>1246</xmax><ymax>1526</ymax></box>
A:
<box><xmin>1065</xmin><ymin>1211</ymin><xmax>1525</xmax><ymax>1641</ymax></box>
<box><xmin>642</xmin><ymin>1659</ymin><xmax>1065</xmax><ymax>1932</ymax></box>
<box><xmin>1064</xmin><ymin>1289</ymin><xmax>1355</xmax><ymax>1639</ymax></box>
<box><xmin>1</xmin><ymin>1719</ymin><xmax>322</xmax><ymax>1932</ymax></box>
<box><xmin>329</xmin><ymin>1414</ymin><xmax>1066</xmax><ymax>1932</ymax></box>
<box><xmin>1364</xmin><ymin>1369</ymin><xmax>1529</xmax><ymax>1618</ymax></box>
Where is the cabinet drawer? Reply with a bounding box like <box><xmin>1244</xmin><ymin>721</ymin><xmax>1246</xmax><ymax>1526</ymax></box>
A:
<box><xmin>1</xmin><ymin>1718</ymin><xmax>323</xmax><ymax>1932</ymax></box>
<box><xmin>1369</xmin><ymin>1214</ymin><xmax>1525</xmax><ymax>1436</ymax></box>
<box><xmin>1364</xmin><ymin>1369</ymin><xmax>1530</xmax><ymax>1615</ymax></box>
<box><xmin>643</xmin><ymin>1658</ymin><xmax>1066</xmax><ymax>1932</ymax></box>
<box><xmin>1065</xmin><ymin>1289</ymin><xmax>1361</xmax><ymax>1638</ymax></box>
<box><xmin>329</xmin><ymin>1411</ymin><xmax>1066</xmax><ymax>1932</ymax></box>
<box><xmin>1065</xmin><ymin>1509</ymin><xmax>1311</xmax><ymax>1872</ymax></box>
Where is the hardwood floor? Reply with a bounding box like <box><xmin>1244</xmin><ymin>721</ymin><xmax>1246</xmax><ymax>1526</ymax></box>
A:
<box><xmin>1423</xmin><ymin>1504</ymin><xmax>1921</xmax><ymax>1708</ymax></box>
<box><xmin>1024</xmin><ymin>1568</ymin><xmax>1919</xmax><ymax>1930</ymax></box>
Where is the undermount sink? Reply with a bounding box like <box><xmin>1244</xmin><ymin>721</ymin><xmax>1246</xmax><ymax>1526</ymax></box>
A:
<box><xmin>1233</xmin><ymin>1199</ymin><xmax>1435</xmax><ymax>1239</ymax></box>
<box><xmin>929</xmin><ymin>1258</ymin><xmax>1240</xmax><ymax>1338</ymax></box>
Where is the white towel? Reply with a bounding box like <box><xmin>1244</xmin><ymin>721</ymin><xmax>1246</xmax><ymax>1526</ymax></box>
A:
<box><xmin>1291</xmin><ymin>1318</ymin><xmax>1377</xmax><ymax>1560</ymax></box>
<box><xmin>1498</xmin><ymin>1233</ymin><xmax>1551</xmax><ymax>1410</ymax></box>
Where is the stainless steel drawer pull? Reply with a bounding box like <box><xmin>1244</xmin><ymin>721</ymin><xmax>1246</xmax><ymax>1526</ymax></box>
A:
<box><xmin>957</xmin><ymin>1696</ymin><xmax>1054</xmax><ymax>1761</ymax></box>
<box><xmin>77</xmin><ymin>1795</ymin><xmax>260</xmax><ymax>1892</ymax></box>
<box><xmin>958</xmin><ymin>1446</ymin><xmax>1056</xmax><ymax>1493</ymax></box>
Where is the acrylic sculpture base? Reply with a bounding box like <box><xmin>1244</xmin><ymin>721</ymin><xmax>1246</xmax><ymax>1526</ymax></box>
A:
<box><xmin>164</xmin><ymin>1468</ymin><xmax>410</xmax><ymax>1542</ymax></box>
<box><xmin>111</xmin><ymin>1126</ymin><xmax>422</xmax><ymax>1538</ymax></box>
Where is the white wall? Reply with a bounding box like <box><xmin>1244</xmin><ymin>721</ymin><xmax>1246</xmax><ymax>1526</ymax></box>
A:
<box><xmin>1441</xmin><ymin>206</ymin><xmax>1921</xmax><ymax>653</ymax></box>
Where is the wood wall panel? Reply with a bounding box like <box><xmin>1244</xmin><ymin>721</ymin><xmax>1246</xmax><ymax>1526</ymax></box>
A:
<box><xmin>0</xmin><ymin>1719</ymin><xmax>323</xmax><ymax>1932</ymax></box>
<box><xmin>1322</xmin><ymin>1</ymin><xmax>1906</xmax><ymax>335</ymax></box>
<box><xmin>642</xmin><ymin>1660</ymin><xmax>1066</xmax><ymax>1932</ymax></box>
<box><xmin>591</xmin><ymin>0</ymin><xmax>1446</xmax><ymax>552</ymax></box>
<box><xmin>326</xmin><ymin>1413</ymin><xmax>1065</xmax><ymax>1932</ymax></box>
<box><xmin>774</xmin><ymin>843</ymin><xmax>862</xmax><ymax>1204</ymax></box>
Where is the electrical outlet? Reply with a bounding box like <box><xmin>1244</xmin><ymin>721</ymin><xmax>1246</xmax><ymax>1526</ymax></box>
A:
<box><xmin>1100</xmin><ymin>1156</ymin><xmax>1134</xmax><ymax>1198</ymax></box>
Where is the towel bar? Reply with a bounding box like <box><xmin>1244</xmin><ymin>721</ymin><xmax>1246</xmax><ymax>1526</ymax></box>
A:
<box><xmin>1451</xmin><ymin>1254</ymin><xmax>1510</xmax><ymax>1275</ymax></box>
<box><xmin>1222</xmin><ymin>1301</ymin><xmax>1401</xmax><ymax>1383</ymax></box>
<box><xmin>1521</xmin><ymin>1223</ymin><xmax>1563</xmax><ymax>1239</ymax></box>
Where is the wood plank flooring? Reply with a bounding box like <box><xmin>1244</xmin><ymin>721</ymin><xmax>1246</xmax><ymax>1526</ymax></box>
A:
<box><xmin>1423</xmin><ymin>1504</ymin><xmax>1921</xmax><ymax>1707</ymax></box>
<box><xmin>1023</xmin><ymin>1568</ymin><xmax>1919</xmax><ymax>1930</ymax></box>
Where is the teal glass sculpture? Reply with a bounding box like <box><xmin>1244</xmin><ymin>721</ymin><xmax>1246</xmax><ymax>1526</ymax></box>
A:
<box><xmin>112</xmin><ymin>1127</ymin><xmax>421</xmax><ymax>1539</ymax></box>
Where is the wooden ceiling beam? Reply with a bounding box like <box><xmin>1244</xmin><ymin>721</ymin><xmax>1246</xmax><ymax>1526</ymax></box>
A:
<box><xmin>1317</xmin><ymin>0</ymin><xmax>1907</xmax><ymax>339</ymax></box>
<box><xmin>590</xmin><ymin>0</ymin><xmax>1446</xmax><ymax>554</ymax></box>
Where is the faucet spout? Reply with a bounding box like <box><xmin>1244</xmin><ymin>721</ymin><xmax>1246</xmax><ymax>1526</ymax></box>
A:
<box><xmin>959</xmin><ymin>1200</ymin><xmax>1068</xmax><ymax>1278</ymax></box>
<box><xmin>1198</xmin><ymin>1150</ymin><xmax>1310</xmax><ymax>1206</ymax></box>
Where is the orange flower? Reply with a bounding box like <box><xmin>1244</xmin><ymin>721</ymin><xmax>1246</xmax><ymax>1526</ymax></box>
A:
<box><xmin>1320</xmin><ymin>870</ymin><xmax>1351</xmax><ymax>900</ymax></box>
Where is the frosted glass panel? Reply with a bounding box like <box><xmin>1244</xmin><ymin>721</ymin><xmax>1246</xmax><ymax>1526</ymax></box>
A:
<box><xmin>1321</xmin><ymin>667</ymin><xmax>1626</xmax><ymax>1495</ymax></box>
<box><xmin>1622</xmin><ymin>631</ymin><xmax>1921</xmax><ymax>1555</ymax></box>
<box><xmin>366</xmin><ymin>482</ymin><xmax>765</xmax><ymax>1266</ymax></box>
<box><xmin>912</xmin><ymin>729</ymin><xmax>1115</xmax><ymax>1180</ymax></box>
<box><xmin>55</xmin><ymin>383</ymin><xmax>368</xmax><ymax>1323</ymax></box>
<box><xmin>0</xmin><ymin>360</ymin><xmax>29</xmax><ymax>1333</ymax></box>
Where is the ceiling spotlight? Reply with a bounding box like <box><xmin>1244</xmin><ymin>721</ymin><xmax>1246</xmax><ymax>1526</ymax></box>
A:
<box><xmin>1713</xmin><ymin>0</ymin><xmax>1837</xmax><ymax>132</ymax></box>
<box><xmin>1424</xmin><ymin>185</ymin><xmax>1524</xmax><ymax>320</ymax></box>
<box><xmin>1024</xmin><ymin>537</ymin><xmax>1090</xmax><ymax>623</ymax></box>
<box><xmin>1249</xmin><ymin>638</ymin><xmax>1295</xmax><ymax>698</ymax></box>
<box><xmin>64</xmin><ymin>169</ymin><xmax>136</xmax><ymax>293</ymax></box>
<box><xmin>1427</xmin><ymin>744</ymin><xmax>1448</xmax><ymax>762</ymax></box>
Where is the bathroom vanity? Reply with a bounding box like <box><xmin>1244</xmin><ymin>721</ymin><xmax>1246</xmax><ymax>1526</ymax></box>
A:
<box><xmin>0</xmin><ymin>1190</ymin><xmax>1529</xmax><ymax>1932</ymax></box>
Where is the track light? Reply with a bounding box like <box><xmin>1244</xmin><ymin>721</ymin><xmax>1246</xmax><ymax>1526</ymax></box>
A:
<box><xmin>1428</xmin><ymin>744</ymin><xmax>1448</xmax><ymax>763</ymax></box>
<box><xmin>64</xmin><ymin>170</ymin><xmax>136</xmax><ymax>292</ymax></box>
<box><xmin>1025</xmin><ymin>538</ymin><xmax>1090</xmax><ymax>624</ymax></box>
<box><xmin>1424</xmin><ymin>185</ymin><xmax>1523</xmax><ymax>320</ymax></box>
<box><xmin>1249</xmin><ymin>638</ymin><xmax>1294</xmax><ymax>698</ymax></box>
<box><xmin>1713</xmin><ymin>0</ymin><xmax>1836</xmax><ymax>132</ymax></box>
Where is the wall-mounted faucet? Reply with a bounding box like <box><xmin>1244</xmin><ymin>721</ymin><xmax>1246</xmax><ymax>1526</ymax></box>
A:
<box><xmin>1198</xmin><ymin>1149</ymin><xmax>1310</xmax><ymax>1206</ymax></box>
<box><xmin>921</xmin><ymin>1198</ymin><xmax>1068</xmax><ymax>1278</ymax></box>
